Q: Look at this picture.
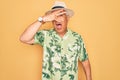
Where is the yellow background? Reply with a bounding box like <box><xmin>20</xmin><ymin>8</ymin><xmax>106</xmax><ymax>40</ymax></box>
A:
<box><xmin>1</xmin><ymin>0</ymin><xmax>120</xmax><ymax>80</ymax></box>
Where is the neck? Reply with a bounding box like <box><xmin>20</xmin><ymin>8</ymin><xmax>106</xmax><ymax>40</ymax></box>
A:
<box><xmin>58</xmin><ymin>32</ymin><xmax>66</xmax><ymax>38</ymax></box>
<box><xmin>57</xmin><ymin>30</ymin><xmax>68</xmax><ymax>38</ymax></box>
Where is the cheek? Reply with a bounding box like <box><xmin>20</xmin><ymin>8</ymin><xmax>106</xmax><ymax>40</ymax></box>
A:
<box><xmin>63</xmin><ymin>19</ymin><xmax>68</xmax><ymax>25</ymax></box>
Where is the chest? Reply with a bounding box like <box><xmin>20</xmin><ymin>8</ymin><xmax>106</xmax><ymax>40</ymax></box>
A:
<box><xmin>44</xmin><ymin>35</ymin><xmax>81</xmax><ymax>55</ymax></box>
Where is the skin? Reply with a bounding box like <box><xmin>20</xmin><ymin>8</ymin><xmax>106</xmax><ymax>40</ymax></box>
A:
<box><xmin>19</xmin><ymin>9</ymin><xmax>92</xmax><ymax>80</ymax></box>
<box><xmin>43</xmin><ymin>9</ymin><xmax>69</xmax><ymax>37</ymax></box>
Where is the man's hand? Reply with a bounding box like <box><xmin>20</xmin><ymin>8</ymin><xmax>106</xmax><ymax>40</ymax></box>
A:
<box><xmin>42</xmin><ymin>9</ymin><xmax>66</xmax><ymax>22</ymax></box>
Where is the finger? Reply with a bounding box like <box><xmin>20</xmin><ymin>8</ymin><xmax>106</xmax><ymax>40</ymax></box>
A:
<box><xmin>54</xmin><ymin>9</ymin><xmax>64</xmax><ymax>13</ymax></box>
<box><xmin>56</xmin><ymin>12</ymin><xmax>67</xmax><ymax>16</ymax></box>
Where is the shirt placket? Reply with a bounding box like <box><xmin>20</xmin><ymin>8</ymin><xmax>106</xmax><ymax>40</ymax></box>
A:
<box><xmin>55</xmin><ymin>32</ymin><xmax>69</xmax><ymax>79</ymax></box>
<box><xmin>55</xmin><ymin>36</ymin><xmax>63</xmax><ymax>79</ymax></box>
<box><xmin>60</xmin><ymin>38</ymin><xmax>67</xmax><ymax>79</ymax></box>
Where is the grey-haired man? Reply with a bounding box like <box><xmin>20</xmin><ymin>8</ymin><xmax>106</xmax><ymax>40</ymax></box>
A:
<box><xmin>20</xmin><ymin>1</ymin><xmax>92</xmax><ymax>80</ymax></box>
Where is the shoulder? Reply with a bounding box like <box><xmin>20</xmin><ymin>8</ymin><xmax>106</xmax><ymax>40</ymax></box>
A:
<box><xmin>69</xmin><ymin>29</ymin><xmax>85</xmax><ymax>45</ymax></box>
<box><xmin>69</xmin><ymin>29</ymin><xmax>82</xmax><ymax>38</ymax></box>
<box><xmin>36</xmin><ymin>28</ymin><xmax>55</xmax><ymax>37</ymax></box>
<box><xmin>37</xmin><ymin>29</ymin><xmax>48</xmax><ymax>33</ymax></box>
<box><xmin>69</xmin><ymin>29</ymin><xmax>84</xmax><ymax>43</ymax></box>
<box><xmin>36</xmin><ymin>28</ymin><xmax>53</xmax><ymax>34</ymax></box>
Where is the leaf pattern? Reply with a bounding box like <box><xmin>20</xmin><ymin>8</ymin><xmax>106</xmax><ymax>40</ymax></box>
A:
<box><xmin>34</xmin><ymin>28</ymin><xmax>88</xmax><ymax>80</ymax></box>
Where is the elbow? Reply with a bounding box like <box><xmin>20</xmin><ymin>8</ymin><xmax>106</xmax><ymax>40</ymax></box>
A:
<box><xmin>19</xmin><ymin>36</ymin><xmax>34</xmax><ymax>45</ymax></box>
<box><xmin>19</xmin><ymin>36</ymin><xmax>28</xmax><ymax>43</ymax></box>
<box><xmin>19</xmin><ymin>36</ymin><xmax>25</xmax><ymax>43</ymax></box>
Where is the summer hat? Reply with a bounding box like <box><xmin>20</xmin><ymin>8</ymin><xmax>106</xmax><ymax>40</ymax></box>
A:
<box><xmin>45</xmin><ymin>1</ymin><xmax>74</xmax><ymax>17</ymax></box>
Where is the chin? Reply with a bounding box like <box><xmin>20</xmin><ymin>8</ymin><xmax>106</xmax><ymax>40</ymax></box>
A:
<box><xmin>55</xmin><ymin>28</ymin><xmax>63</xmax><ymax>33</ymax></box>
<box><xmin>55</xmin><ymin>27</ymin><xmax>67</xmax><ymax>34</ymax></box>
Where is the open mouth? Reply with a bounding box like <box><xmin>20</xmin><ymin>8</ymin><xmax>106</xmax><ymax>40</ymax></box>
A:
<box><xmin>56</xmin><ymin>23</ymin><xmax>62</xmax><ymax>29</ymax></box>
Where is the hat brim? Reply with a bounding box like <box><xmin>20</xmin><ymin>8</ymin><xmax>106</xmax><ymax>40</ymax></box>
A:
<box><xmin>45</xmin><ymin>8</ymin><xmax>74</xmax><ymax>17</ymax></box>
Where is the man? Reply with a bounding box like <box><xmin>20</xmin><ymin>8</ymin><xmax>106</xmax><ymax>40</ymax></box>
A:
<box><xmin>20</xmin><ymin>1</ymin><xmax>92</xmax><ymax>80</ymax></box>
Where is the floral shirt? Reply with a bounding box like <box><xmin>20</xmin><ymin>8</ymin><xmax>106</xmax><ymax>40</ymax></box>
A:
<box><xmin>34</xmin><ymin>28</ymin><xmax>88</xmax><ymax>80</ymax></box>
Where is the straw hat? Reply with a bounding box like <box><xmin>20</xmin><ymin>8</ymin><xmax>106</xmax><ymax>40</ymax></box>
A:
<box><xmin>45</xmin><ymin>1</ymin><xmax>74</xmax><ymax>17</ymax></box>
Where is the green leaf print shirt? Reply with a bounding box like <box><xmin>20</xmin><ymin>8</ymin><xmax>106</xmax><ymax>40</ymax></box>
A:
<box><xmin>34</xmin><ymin>28</ymin><xmax>88</xmax><ymax>80</ymax></box>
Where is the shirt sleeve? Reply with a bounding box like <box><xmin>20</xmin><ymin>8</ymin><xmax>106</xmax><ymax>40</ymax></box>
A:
<box><xmin>33</xmin><ymin>30</ymin><xmax>45</xmax><ymax>46</ymax></box>
<box><xmin>78</xmin><ymin>36</ymin><xmax>88</xmax><ymax>62</ymax></box>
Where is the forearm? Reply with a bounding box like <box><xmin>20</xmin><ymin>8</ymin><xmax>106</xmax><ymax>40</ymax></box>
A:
<box><xmin>20</xmin><ymin>9</ymin><xmax>65</xmax><ymax>43</ymax></box>
<box><xmin>82</xmin><ymin>59</ymin><xmax>92</xmax><ymax>80</ymax></box>
<box><xmin>20</xmin><ymin>20</ymin><xmax>42</xmax><ymax>42</ymax></box>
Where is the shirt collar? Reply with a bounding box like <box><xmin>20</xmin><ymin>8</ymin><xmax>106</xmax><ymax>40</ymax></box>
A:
<box><xmin>51</xmin><ymin>28</ymin><xmax>72</xmax><ymax>40</ymax></box>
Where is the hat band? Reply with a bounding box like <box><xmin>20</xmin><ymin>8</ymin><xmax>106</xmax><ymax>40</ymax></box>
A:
<box><xmin>52</xmin><ymin>6</ymin><xmax>64</xmax><ymax>9</ymax></box>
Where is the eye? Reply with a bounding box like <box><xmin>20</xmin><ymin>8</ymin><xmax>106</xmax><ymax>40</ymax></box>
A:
<box><xmin>59</xmin><ymin>14</ymin><xmax>63</xmax><ymax>16</ymax></box>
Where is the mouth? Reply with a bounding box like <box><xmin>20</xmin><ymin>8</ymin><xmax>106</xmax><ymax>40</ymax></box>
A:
<box><xmin>55</xmin><ymin>23</ymin><xmax>62</xmax><ymax>29</ymax></box>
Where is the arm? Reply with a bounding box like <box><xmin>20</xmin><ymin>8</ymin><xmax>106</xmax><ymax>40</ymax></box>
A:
<box><xmin>81</xmin><ymin>59</ymin><xmax>92</xmax><ymax>80</ymax></box>
<box><xmin>19</xmin><ymin>20</ymin><xmax>43</xmax><ymax>44</ymax></box>
<box><xmin>19</xmin><ymin>9</ymin><xmax>66</xmax><ymax>45</ymax></box>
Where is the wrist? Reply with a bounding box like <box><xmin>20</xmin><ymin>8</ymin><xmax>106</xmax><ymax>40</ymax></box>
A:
<box><xmin>38</xmin><ymin>16</ymin><xmax>44</xmax><ymax>23</ymax></box>
<box><xmin>38</xmin><ymin>17</ymin><xmax>43</xmax><ymax>22</ymax></box>
<box><xmin>42</xmin><ymin>16</ymin><xmax>46</xmax><ymax>22</ymax></box>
